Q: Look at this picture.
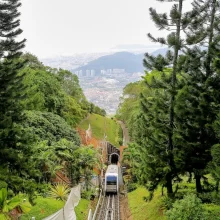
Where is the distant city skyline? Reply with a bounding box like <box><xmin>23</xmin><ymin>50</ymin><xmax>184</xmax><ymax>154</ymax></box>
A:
<box><xmin>20</xmin><ymin>0</ymin><xmax>193</xmax><ymax>58</ymax></box>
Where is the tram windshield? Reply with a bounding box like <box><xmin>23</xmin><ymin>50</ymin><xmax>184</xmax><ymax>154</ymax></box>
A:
<box><xmin>106</xmin><ymin>175</ymin><xmax>117</xmax><ymax>185</ymax></box>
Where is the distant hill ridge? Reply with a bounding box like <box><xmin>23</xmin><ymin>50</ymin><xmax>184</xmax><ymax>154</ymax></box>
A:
<box><xmin>72</xmin><ymin>52</ymin><xmax>144</xmax><ymax>74</ymax></box>
<box><xmin>72</xmin><ymin>48</ymin><xmax>169</xmax><ymax>74</ymax></box>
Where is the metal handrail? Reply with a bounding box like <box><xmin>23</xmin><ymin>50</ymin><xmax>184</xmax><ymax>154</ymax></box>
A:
<box><xmin>88</xmin><ymin>209</ymin><xmax>93</xmax><ymax>220</ymax></box>
<box><xmin>117</xmin><ymin>193</ymin><xmax>120</xmax><ymax>220</ymax></box>
<box><xmin>92</xmin><ymin>188</ymin><xmax>103</xmax><ymax>220</ymax></box>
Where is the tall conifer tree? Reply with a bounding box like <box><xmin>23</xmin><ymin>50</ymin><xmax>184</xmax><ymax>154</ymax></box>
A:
<box><xmin>141</xmin><ymin>0</ymin><xmax>186</xmax><ymax>196</ymax></box>
<box><xmin>175</xmin><ymin>0</ymin><xmax>220</xmax><ymax>192</ymax></box>
<box><xmin>0</xmin><ymin>0</ymin><xmax>28</xmax><ymax>191</ymax></box>
<box><xmin>135</xmin><ymin>69</ymin><xmax>175</xmax><ymax>196</ymax></box>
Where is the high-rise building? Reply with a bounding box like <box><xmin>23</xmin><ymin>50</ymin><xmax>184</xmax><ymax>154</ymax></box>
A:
<box><xmin>101</xmin><ymin>70</ymin><xmax>106</xmax><ymax>75</ymax></box>
<box><xmin>78</xmin><ymin>70</ymin><xmax>83</xmax><ymax>77</ymax></box>
<box><xmin>91</xmin><ymin>70</ymin><xmax>95</xmax><ymax>77</ymax></box>
<box><xmin>107</xmin><ymin>69</ymin><xmax>112</xmax><ymax>74</ymax></box>
<box><xmin>86</xmin><ymin>70</ymin><xmax>90</xmax><ymax>77</ymax></box>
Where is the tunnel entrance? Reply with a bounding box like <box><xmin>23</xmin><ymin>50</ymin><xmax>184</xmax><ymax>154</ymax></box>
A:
<box><xmin>110</xmin><ymin>153</ymin><xmax>120</xmax><ymax>164</ymax></box>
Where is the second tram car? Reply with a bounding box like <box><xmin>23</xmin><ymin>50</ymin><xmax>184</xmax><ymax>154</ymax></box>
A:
<box><xmin>104</xmin><ymin>165</ymin><xmax>119</xmax><ymax>194</ymax></box>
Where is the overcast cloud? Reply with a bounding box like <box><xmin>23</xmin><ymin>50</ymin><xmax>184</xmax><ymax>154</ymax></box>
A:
<box><xmin>20</xmin><ymin>0</ymin><xmax>193</xmax><ymax>58</ymax></box>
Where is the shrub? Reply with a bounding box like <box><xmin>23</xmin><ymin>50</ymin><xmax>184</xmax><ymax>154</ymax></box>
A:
<box><xmin>205</xmin><ymin>211</ymin><xmax>220</xmax><ymax>220</ymax></box>
<box><xmin>0</xmin><ymin>188</ymin><xmax>31</xmax><ymax>219</ymax></box>
<box><xmin>127</xmin><ymin>183</ymin><xmax>137</xmax><ymax>192</ymax></box>
<box><xmin>36</xmin><ymin>184</ymin><xmax>50</xmax><ymax>198</ymax></box>
<box><xmin>204</xmin><ymin>204</ymin><xmax>220</xmax><ymax>220</ymax></box>
<box><xmin>198</xmin><ymin>192</ymin><xmax>220</xmax><ymax>205</ymax></box>
<box><xmin>166</xmin><ymin>194</ymin><xmax>206</xmax><ymax>220</ymax></box>
<box><xmin>198</xmin><ymin>193</ymin><xmax>213</xmax><ymax>204</ymax></box>
<box><xmin>49</xmin><ymin>183</ymin><xmax>70</xmax><ymax>201</ymax></box>
<box><xmin>81</xmin><ymin>190</ymin><xmax>95</xmax><ymax>200</ymax></box>
<box><xmin>118</xmin><ymin>138</ymin><xmax>123</xmax><ymax>146</ymax></box>
<box><xmin>161</xmin><ymin>196</ymin><xmax>174</xmax><ymax>210</ymax></box>
<box><xmin>211</xmin><ymin>192</ymin><xmax>220</xmax><ymax>205</ymax></box>
<box><xmin>0</xmin><ymin>181</ymin><xmax>7</xmax><ymax>190</ymax></box>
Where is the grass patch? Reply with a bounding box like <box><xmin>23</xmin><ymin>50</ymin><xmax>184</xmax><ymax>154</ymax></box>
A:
<box><xmin>21</xmin><ymin>197</ymin><xmax>64</xmax><ymax>220</ymax></box>
<box><xmin>21</xmin><ymin>197</ymin><xmax>90</xmax><ymax>220</ymax></box>
<box><xmin>128</xmin><ymin>186</ymin><xmax>166</xmax><ymax>220</ymax></box>
<box><xmin>75</xmin><ymin>199</ymin><xmax>90</xmax><ymax>220</ymax></box>
<box><xmin>79</xmin><ymin>114</ymin><xmax>121</xmax><ymax>147</ymax></box>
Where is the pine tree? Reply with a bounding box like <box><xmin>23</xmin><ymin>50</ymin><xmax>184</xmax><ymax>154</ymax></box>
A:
<box><xmin>137</xmin><ymin>70</ymin><xmax>175</xmax><ymax>195</ymax></box>
<box><xmin>0</xmin><ymin>0</ymin><xmax>26</xmax><ymax>115</ymax></box>
<box><xmin>0</xmin><ymin>0</ymin><xmax>26</xmax><ymax>58</ymax></box>
<box><xmin>142</xmin><ymin>0</ymin><xmax>186</xmax><ymax>197</ymax></box>
<box><xmin>174</xmin><ymin>0</ymin><xmax>220</xmax><ymax>192</ymax></box>
<box><xmin>0</xmin><ymin>0</ymin><xmax>28</xmax><ymax>191</ymax></box>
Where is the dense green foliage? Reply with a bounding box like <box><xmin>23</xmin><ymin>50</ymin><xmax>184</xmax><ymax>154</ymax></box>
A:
<box><xmin>23</xmin><ymin>111</ymin><xmax>80</xmax><ymax>144</ymax></box>
<box><xmin>116</xmin><ymin>81</ymin><xmax>146</xmax><ymax>138</ymax></box>
<box><xmin>0</xmin><ymin>51</ymin><xmax>87</xmax><ymax>194</ymax></box>
<box><xmin>20</xmin><ymin>54</ymin><xmax>88</xmax><ymax>126</ymax></box>
<box><xmin>166</xmin><ymin>194</ymin><xmax>206</xmax><ymax>220</ymax></box>
<box><xmin>71</xmin><ymin>146</ymin><xmax>99</xmax><ymax>189</ymax></box>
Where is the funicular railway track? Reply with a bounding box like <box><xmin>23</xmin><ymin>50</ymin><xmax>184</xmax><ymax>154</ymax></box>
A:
<box><xmin>91</xmin><ymin>149</ymin><xmax>122</xmax><ymax>220</ymax></box>
<box><xmin>96</xmin><ymin>194</ymin><xmax>120</xmax><ymax>220</ymax></box>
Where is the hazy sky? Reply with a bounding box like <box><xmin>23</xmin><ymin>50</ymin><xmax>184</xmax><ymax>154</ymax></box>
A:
<box><xmin>20</xmin><ymin>0</ymin><xmax>193</xmax><ymax>58</ymax></box>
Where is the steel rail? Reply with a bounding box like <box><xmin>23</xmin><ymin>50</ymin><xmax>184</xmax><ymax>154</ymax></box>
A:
<box><xmin>92</xmin><ymin>189</ymin><xmax>103</xmax><ymax>220</ymax></box>
<box><xmin>96</xmin><ymin>194</ymin><xmax>119</xmax><ymax>220</ymax></box>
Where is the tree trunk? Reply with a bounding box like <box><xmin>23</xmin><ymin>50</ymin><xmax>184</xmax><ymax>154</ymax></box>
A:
<box><xmin>206</xmin><ymin>0</ymin><xmax>216</xmax><ymax>77</ymax></box>
<box><xmin>166</xmin><ymin>173</ymin><xmax>173</xmax><ymax>197</ymax></box>
<box><xmin>166</xmin><ymin>0</ymin><xmax>183</xmax><ymax>199</ymax></box>
<box><xmin>195</xmin><ymin>174</ymin><xmax>202</xmax><ymax>193</ymax></box>
<box><xmin>168</xmin><ymin>0</ymin><xmax>183</xmax><ymax>154</ymax></box>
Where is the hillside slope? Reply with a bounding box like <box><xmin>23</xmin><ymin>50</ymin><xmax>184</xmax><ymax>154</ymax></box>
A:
<box><xmin>78</xmin><ymin>114</ymin><xmax>122</xmax><ymax>147</ymax></box>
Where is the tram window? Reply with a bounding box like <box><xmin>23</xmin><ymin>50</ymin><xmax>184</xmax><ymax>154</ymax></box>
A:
<box><xmin>106</xmin><ymin>176</ymin><xmax>117</xmax><ymax>185</ymax></box>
